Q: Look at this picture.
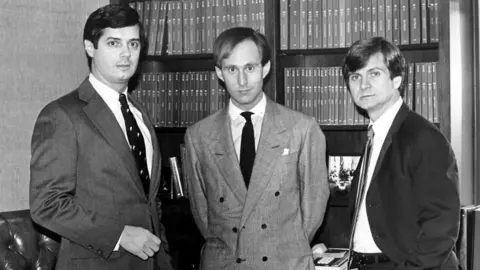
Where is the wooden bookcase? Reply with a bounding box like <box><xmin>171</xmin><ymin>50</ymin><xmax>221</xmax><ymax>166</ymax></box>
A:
<box><xmin>109</xmin><ymin>0</ymin><xmax>464</xmax><ymax>268</ymax></box>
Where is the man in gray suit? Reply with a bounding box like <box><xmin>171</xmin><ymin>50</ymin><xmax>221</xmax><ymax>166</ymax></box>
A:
<box><xmin>29</xmin><ymin>4</ymin><xmax>173</xmax><ymax>270</ymax></box>
<box><xmin>184</xmin><ymin>27</ymin><xmax>330</xmax><ymax>269</ymax></box>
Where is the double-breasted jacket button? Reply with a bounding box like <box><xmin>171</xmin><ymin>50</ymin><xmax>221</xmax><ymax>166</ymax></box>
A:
<box><xmin>261</xmin><ymin>224</ymin><xmax>267</xmax><ymax>229</ymax></box>
<box><xmin>88</xmin><ymin>245</ymin><xmax>93</xmax><ymax>249</ymax></box>
<box><xmin>97</xmin><ymin>250</ymin><xmax>103</xmax><ymax>255</ymax></box>
<box><xmin>236</xmin><ymin>258</ymin><xmax>243</xmax><ymax>263</ymax></box>
<box><xmin>219</xmin><ymin>197</ymin><xmax>224</xmax><ymax>203</ymax></box>
<box><xmin>232</xmin><ymin>227</ymin><xmax>238</xmax><ymax>233</ymax></box>
<box><xmin>262</xmin><ymin>256</ymin><xmax>268</xmax><ymax>262</ymax></box>
<box><xmin>274</xmin><ymin>191</ymin><xmax>280</xmax><ymax>196</ymax></box>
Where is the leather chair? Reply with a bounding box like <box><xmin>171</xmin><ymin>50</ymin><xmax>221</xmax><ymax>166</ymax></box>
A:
<box><xmin>0</xmin><ymin>210</ymin><xmax>59</xmax><ymax>270</ymax></box>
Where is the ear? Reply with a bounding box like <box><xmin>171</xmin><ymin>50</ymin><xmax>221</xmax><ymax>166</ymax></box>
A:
<box><xmin>84</xmin><ymin>40</ymin><xmax>95</xmax><ymax>58</ymax></box>
<box><xmin>215</xmin><ymin>66</ymin><xmax>224</xmax><ymax>82</ymax></box>
<box><xmin>262</xmin><ymin>61</ymin><xmax>271</xmax><ymax>79</ymax></box>
<box><xmin>392</xmin><ymin>75</ymin><xmax>403</xmax><ymax>90</ymax></box>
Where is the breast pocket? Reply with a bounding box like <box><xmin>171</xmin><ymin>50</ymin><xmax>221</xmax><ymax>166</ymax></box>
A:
<box><xmin>278</xmin><ymin>151</ymin><xmax>300</xmax><ymax>189</ymax></box>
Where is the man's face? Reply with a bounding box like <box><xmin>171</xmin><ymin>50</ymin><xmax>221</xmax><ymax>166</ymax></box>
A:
<box><xmin>215</xmin><ymin>39</ymin><xmax>270</xmax><ymax>111</ymax></box>
<box><xmin>84</xmin><ymin>26</ymin><xmax>141</xmax><ymax>93</ymax></box>
<box><xmin>347</xmin><ymin>52</ymin><xmax>402</xmax><ymax>121</ymax></box>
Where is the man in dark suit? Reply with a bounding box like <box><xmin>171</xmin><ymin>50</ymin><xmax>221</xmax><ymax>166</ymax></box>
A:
<box><xmin>184</xmin><ymin>27</ymin><xmax>330</xmax><ymax>269</ymax></box>
<box><xmin>29</xmin><ymin>4</ymin><xmax>173</xmax><ymax>270</ymax></box>
<box><xmin>343</xmin><ymin>36</ymin><xmax>460</xmax><ymax>269</ymax></box>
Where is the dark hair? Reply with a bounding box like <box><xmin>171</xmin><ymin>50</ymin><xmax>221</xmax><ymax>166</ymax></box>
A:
<box><xmin>213</xmin><ymin>27</ymin><xmax>271</xmax><ymax>68</ymax></box>
<box><xmin>341</xmin><ymin>37</ymin><xmax>406</xmax><ymax>96</ymax></box>
<box><xmin>83</xmin><ymin>4</ymin><xmax>146</xmax><ymax>69</ymax></box>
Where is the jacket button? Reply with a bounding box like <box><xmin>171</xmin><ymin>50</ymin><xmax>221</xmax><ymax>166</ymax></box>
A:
<box><xmin>236</xmin><ymin>258</ymin><xmax>243</xmax><ymax>263</ymax></box>
<box><xmin>219</xmin><ymin>197</ymin><xmax>224</xmax><ymax>203</ymax></box>
<box><xmin>261</xmin><ymin>224</ymin><xmax>267</xmax><ymax>229</ymax></box>
<box><xmin>232</xmin><ymin>227</ymin><xmax>238</xmax><ymax>233</ymax></box>
<box><xmin>275</xmin><ymin>191</ymin><xmax>280</xmax><ymax>196</ymax></box>
<box><xmin>262</xmin><ymin>256</ymin><xmax>268</xmax><ymax>262</ymax></box>
<box><xmin>97</xmin><ymin>250</ymin><xmax>103</xmax><ymax>255</ymax></box>
<box><xmin>88</xmin><ymin>245</ymin><xmax>93</xmax><ymax>249</ymax></box>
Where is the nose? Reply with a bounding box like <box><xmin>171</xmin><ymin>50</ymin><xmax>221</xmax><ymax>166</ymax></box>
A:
<box><xmin>120</xmin><ymin>44</ymin><xmax>131</xmax><ymax>57</ymax></box>
<box><xmin>360</xmin><ymin>76</ymin><xmax>371</xmax><ymax>90</ymax></box>
<box><xmin>237</xmin><ymin>70</ymin><xmax>247</xmax><ymax>86</ymax></box>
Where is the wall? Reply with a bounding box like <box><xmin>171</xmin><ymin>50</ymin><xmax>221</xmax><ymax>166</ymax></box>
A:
<box><xmin>0</xmin><ymin>0</ymin><xmax>109</xmax><ymax>211</ymax></box>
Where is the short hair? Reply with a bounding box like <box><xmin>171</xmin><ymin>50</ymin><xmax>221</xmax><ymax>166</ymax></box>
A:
<box><xmin>341</xmin><ymin>37</ymin><xmax>406</xmax><ymax>96</ymax></box>
<box><xmin>213</xmin><ymin>27</ymin><xmax>271</xmax><ymax>68</ymax></box>
<box><xmin>83</xmin><ymin>4</ymin><xmax>146</xmax><ymax>69</ymax></box>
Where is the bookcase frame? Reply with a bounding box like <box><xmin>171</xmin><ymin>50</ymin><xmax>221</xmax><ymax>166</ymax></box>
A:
<box><xmin>110</xmin><ymin>0</ymin><xmax>465</xmax><ymax>265</ymax></box>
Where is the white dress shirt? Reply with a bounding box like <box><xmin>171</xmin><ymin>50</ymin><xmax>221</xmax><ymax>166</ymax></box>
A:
<box><xmin>228</xmin><ymin>93</ymin><xmax>266</xmax><ymax>161</ymax></box>
<box><xmin>89</xmin><ymin>74</ymin><xmax>153</xmax><ymax>177</ymax></box>
<box><xmin>353</xmin><ymin>97</ymin><xmax>403</xmax><ymax>253</ymax></box>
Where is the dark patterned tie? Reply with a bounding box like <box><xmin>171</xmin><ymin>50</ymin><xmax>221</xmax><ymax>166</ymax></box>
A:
<box><xmin>119</xmin><ymin>94</ymin><xmax>150</xmax><ymax>196</ymax></box>
<box><xmin>240</xmin><ymin>111</ymin><xmax>255</xmax><ymax>189</ymax></box>
<box><xmin>348</xmin><ymin>126</ymin><xmax>374</xmax><ymax>267</ymax></box>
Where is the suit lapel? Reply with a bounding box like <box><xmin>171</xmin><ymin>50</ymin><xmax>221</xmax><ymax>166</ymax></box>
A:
<box><xmin>240</xmin><ymin>100</ymin><xmax>288</xmax><ymax>227</ymax></box>
<box><xmin>130</xmin><ymin>95</ymin><xmax>160</xmax><ymax>200</ymax></box>
<box><xmin>370</xmin><ymin>103</ymin><xmax>410</xmax><ymax>182</ymax></box>
<box><xmin>79</xmin><ymin>79</ymin><xmax>144</xmax><ymax>196</ymax></box>
<box><xmin>207</xmin><ymin>108</ymin><xmax>248</xmax><ymax>205</ymax></box>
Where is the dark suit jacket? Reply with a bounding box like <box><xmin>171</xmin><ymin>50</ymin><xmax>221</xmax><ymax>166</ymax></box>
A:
<box><xmin>349</xmin><ymin>103</ymin><xmax>460</xmax><ymax>270</ymax></box>
<box><xmin>184</xmin><ymin>98</ymin><xmax>330</xmax><ymax>269</ymax></box>
<box><xmin>30</xmin><ymin>78</ymin><xmax>173</xmax><ymax>270</ymax></box>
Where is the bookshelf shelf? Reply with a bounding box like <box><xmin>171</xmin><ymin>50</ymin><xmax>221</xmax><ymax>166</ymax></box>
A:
<box><xmin>154</xmin><ymin>127</ymin><xmax>187</xmax><ymax>133</ymax></box>
<box><xmin>145</xmin><ymin>54</ymin><xmax>213</xmax><ymax>61</ymax></box>
<box><xmin>279</xmin><ymin>43</ymin><xmax>439</xmax><ymax>56</ymax></box>
<box><xmin>321</xmin><ymin>125</ymin><xmax>368</xmax><ymax>131</ymax></box>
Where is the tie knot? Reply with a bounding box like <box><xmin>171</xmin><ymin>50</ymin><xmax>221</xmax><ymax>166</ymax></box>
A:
<box><xmin>241</xmin><ymin>111</ymin><xmax>254</xmax><ymax>123</ymax></box>
<box><xmin>119</xmin><ymin>94</ymin><xmax>128</xmax><ymax>108</ymax></box>
<box><xmin>367</xmin><ymin>126</ymin><xmax>374</xmax><ymax>140</ymax></box>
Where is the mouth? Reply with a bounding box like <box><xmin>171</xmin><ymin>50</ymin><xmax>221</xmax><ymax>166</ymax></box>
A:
<box><xmin>117</xmin><ymin>64</ymin><xmax>131</xmax><ymax>69</ymax></box>
<box><xmin>360</xmin><ymin>94</ymin><xmax>374</xmax><ymax>99</ymax></box>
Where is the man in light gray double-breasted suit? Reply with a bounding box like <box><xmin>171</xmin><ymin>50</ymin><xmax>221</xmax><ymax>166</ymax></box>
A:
<box><xmin>184</xmin><ymin>27</ymin><xmax>330</xmax><ymax>270</ymax></box>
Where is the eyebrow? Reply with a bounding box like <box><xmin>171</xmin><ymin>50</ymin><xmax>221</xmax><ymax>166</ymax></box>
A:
<box><xmin>350</xmin><ymin>66</ymin><xmax>386</xmax><ymax>75</ymax></box>
<box><xmin>222</xmin><ymin>62</ymin><xmax>261</xmax><ymax>69</ymax></box>
<box><xmin>104</xmin><ymin>36</ymin><xmax>140</xmax><ymax>43</ymax></box>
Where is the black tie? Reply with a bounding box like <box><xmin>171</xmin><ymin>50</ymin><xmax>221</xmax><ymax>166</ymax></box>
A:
<box><xmin>119</xmin><ymin>94</ymin><xmax>150</xmax><ymax>196</ymax></box>
<box><xmin>240</xmin><ymin>111</ymin><xmax>255</xmax><ymax>188</ymax></box>
<box><xmin>348</xmin><ymin>126</ymin><xmax>374</xmax><ymax>266</ymax></box>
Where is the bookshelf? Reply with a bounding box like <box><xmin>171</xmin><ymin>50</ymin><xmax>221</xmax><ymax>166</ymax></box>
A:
<box><xmin>110</xmin><ymin>0</ymin><xmax>472</xmax><ymax>267</ymax></box>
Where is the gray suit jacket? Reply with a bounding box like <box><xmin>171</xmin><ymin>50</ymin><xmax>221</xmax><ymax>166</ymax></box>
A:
<box><xmin>30</xmin><ymin>78</ymin><xmax>173</xmax><ymax>270</ymax></box>
<box><xmin>184</xmin><ymin>98</ymin><xmax>330</xmax><ymax>269</ymax></box>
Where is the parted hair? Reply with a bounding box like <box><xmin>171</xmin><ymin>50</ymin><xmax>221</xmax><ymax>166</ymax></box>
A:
<box><xmin>83</xmin><ymin>4</ymin><xmax>146</xmax><ymax>69</ymax></box>
<box><xmin>341</xmin><ymin>36</ymin><xmax>407</xmax><ymax>96</ymax></box>
<box><xmin>213</xmin><ymin>27</ymin><xmax>271</xmax><ymax>68</ymax></box>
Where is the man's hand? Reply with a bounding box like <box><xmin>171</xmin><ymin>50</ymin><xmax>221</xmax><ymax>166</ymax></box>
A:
<box><xmin>119</xmin><ymin>225</ymin><xmax>161</xmax><ymax>260</ymax></box>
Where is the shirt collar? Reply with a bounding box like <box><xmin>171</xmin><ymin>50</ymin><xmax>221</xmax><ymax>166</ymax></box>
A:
<box><xmin>228</xmin><ymin>92</ymin><xmax>266</xmax><ymax>123</ymax></box>
<box><xmin>369</xmin><ymin>97</ymin><xmax>403</xmax><ymax>139</ymax></box>
<box><xmin>89</xmin><ymin>73</ymin><xmax>128</xmax><ymax>105</ymax></box>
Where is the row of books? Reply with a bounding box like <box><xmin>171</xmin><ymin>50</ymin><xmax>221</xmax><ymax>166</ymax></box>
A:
<box><xmin>131</xmin><ymin>71</ymin><xmax>229</xmax><ymax>128</ymax></box>
<box><xmin>129</xmin><ymin>0</ymin><xmax>265</xmax><ymax>56</ymax></box>
<box><xmin>284</xmin><ymin>62</ymin><xmax>438</xmax><ymax>126</ymax></box>
<box><xmin>280</xmin><ymin>0</ymin><xmax>439</xmax><ymax>50</ymax></box>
